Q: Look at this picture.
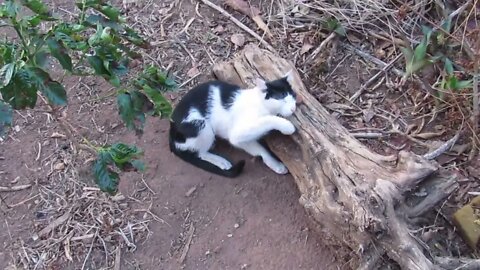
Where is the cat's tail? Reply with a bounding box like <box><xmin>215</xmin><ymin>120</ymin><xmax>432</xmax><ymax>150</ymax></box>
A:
<box><xmin>168</xmin><ymin>122</ymin><xmax>245</xmax><ymax>178</ymax></box>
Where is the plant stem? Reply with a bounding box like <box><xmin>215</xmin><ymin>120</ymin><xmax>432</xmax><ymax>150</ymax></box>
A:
<box><xmin>12</xmin><ymin>20</ymin><xmax>31</xmax><ymax>60</ymax></box>
<box><xmin>82</xmin><ymin>137</ymin><xmax>101</xmax><ymax>152</ymax></box>
<box><xmin>79</xmin><ymin>0</ymin><xmax>87</xmax><ymax>23</ymax></box>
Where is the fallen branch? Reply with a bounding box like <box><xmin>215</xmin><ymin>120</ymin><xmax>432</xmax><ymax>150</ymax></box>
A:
<box><xmin>213</xmin><ymin>44</ymin><xmax>463</xmax><ymax>270</ymax></box>
<box><xmin>198</xmin><ymin>0</ymin><xmax>276</xmax><ymax>53</ymax></box>
<box><xmin>423</xmin><ymin>132</ymin><xmax>460</xmax><ymax>160</ymax></box>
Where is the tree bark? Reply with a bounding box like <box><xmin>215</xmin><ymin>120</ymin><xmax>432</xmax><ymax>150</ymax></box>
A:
<box><xmin>212</xmin><ymin>44</ymin><xmax>470</xmax><ymax>269</ymax></box>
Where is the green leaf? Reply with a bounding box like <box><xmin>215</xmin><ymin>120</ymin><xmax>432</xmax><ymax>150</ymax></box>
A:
<box><xmin>0</xmin><ymin>100</ymin><xmax>12</xmax><ymax>137</ymax></box>
<box><xmin>0</xmin><ymin>1</ymin><xmax>19</xmax><ymax>18</ymax></box>
<box><xmin>54</xmin><ymin>32</ymin><xmax>87</xmax><ymax>51</ymax></box>
<box><xmin>117</xmin><ymin>91</ymin><xmax>152</xmax><ymax>133</ymax></box>
<box><xmin>441</xmin><ymin>16</ymin><xmax>452</xmax><ymax>33</ymax></box>
<box><xmin>34</xmin><ymin>50</ymin><xmax>49</xmax><ymax>67</ymax></box>
<box><xmin>142</xmin><ymin>85</ymin><xmax>172</xmax><ymax>118</ymax></box>
<box><xmin>26</xmin><ymin>67</ymin><xmax>67</xmax><ymax>106</ymax></box>
<box><xmin>454</xmin><ymin>79</ymin><xmax>473</xmax><ymax>90</ymax></box>
<box><xmin>325</xmin><ymin>18</ymin><xmax>339</xmax><ymax>32</ymax></box>
<box><xmin>75</xmin><ymin>0</ymin><xmax>103</xmax><ymax>9</ymax></box>
<box><xmin>109</xmin><ymin>143</ymin><xmax>143</xmax><ymax>165</ymax></box>
<box><xmin>93</xmin><ymin>151</ymin><xmax>119</xmax><ymax>195</ymax></box>
<box><xmin>334</xmin><ymin>24</ymin><xmax>346</xmax><ymax>36</ymax></box>
<box><xmin>444</xmin><ymin>58</ymin><xmax>454</xmax><ymax>75</ymax></box>
<box><xmin>136</xmin><ymin>65</ymin><xmax>177</xmax><ymax>91</ymax></box>
<box><xmin>20</xmin><ymin>0</ymin><xmax>52</xmax><ymax>17</ymax></box>
<box><xmin>121</xmin><ymin>27</ymin><xmax>150</xmax><ymax>48</ymax></box>
<box><xmin>46</xmin><ymin>38</ymin><xmax>73</xmax><ymax>71</ymax></box>
<box><xmin>117</xmin><ymin>93</ymin><xmax>136</xmax><ymax>130</ymax></box>
<box><xmin>131</xmin><ymin>90</ymin><xmax>154</xmax><ymax>114</ymax></box>
<box><xmin>130</xmin><ymin>159</ymin><xmax>145</xmax><ymax>171</ymax></box>
<box><xmin>84</xmin><ymin>14</ymin><xmax>122</xmax><ymax>31</ymax></box>
<box><xmin>0</xmin><ymin>63</ymin><xmax>15</xmax><ymax>87</ymax></box>
<box><xmin>413</xmin><ymin>40</ymin><xmax>428</xmax><ymax>65</ymax></box>
<box><xmin>87</xmin><ymin>55</ymin><xmax>109</xmax><ymax>76</ymax></box>
<box><xmin>27</xmin><ymin>15</ymin><xmax>42</xmax><ymax>26</ymax></box>
<box><xmin>0</xmin><ymin>43</ymin><xmax>16</xmax><ymax>65</ymax></box>
<box><xmin>0</xmin><ymin>68</ymin><xmax>38</xmax><ymax>109</ymax></box>
<box><xmin>97</xmin><ymin>5</ymin><xmax>121</xmax><ymax>22</ymax></box>
<box><xmin>400</xmin><ymin>46</ymin><xmax>413</xmax><ymax>63</ymax></box>
<box><xmin>88</xmin><ymin>24</ymin><xmax>104</xmax><ymax>46</ymax></box>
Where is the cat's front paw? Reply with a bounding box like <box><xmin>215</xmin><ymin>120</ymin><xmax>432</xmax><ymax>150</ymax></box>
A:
<box><xmin>279</xmin><ymin>121</ymin><xmax>295</xmax><ymax>135</ymax></box>
<box><xmin>271</xmin><ymin>162</ymin><xmax>288</xmax><ymax>174</ymax></box>
<box><xmin>264</xmin><ymin>159</ymin><xmax>288</xmax><ymax>174</ymax></box>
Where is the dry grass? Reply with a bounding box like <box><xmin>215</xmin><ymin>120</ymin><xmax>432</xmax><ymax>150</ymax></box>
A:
<box><xmin>6</xmin><ymin>147</ymin><xmax>156</xmax><ymax>269</ymax></box>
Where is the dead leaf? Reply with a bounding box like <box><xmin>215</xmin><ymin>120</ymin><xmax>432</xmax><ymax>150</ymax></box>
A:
<box><xmin>300</xmin><ymin>35</ymin><xmax>314</xmax><ymax>55</ymax></box>
<box><xmin>231</xmin><ymin>33</ymin><xmax>245</xmax><ymax>47</ymax></box>
<box><xmin>363</xmin><ymin>108</ymin><xmax>375</xmax><ymax>123</ymax></box>
<box><xmin>225</xmin><ymin>0</ymin><xmax>273</xmax><ymax>38</ymax></box>
<box><xmin>187</xmin><ymin>65</ymin><xmax>200</xmax><ymax>78</ymax></box>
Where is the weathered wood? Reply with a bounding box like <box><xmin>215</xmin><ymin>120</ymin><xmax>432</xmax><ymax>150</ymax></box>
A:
<box><xmin>212</xmin><ymin>44</ymin><xmax>470</xmax><ymax>269</ymax></box>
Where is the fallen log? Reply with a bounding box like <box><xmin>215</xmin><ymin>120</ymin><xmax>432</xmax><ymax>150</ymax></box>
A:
<box><xmin>212</xmin><ymin>44</ymin><xmax>474</xmax><ymax>269</ymax></box>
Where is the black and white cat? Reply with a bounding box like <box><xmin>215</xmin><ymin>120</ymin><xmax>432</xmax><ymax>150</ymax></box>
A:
<box><xmin>168</xmin><ymin>71</ymin><xmax>298</xmax><ymax>178</ymax></box>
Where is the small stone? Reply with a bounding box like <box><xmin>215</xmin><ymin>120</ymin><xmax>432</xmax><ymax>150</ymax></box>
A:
<box><xmin>13</xmin><ymin>125</ymin><xmax>20</xmax><ymax>132</ymax></box>
<box><xmin>230</xmin><ymin>33</ymin><xmax>245</xmax><ymax>47</ymax></box>
<box><xmin>241</xmin><ymin>264</ymin><xmax>249</xmax><ymax>269</ymax></box>
<box><xmin>453</xmin><ymin>196</ymin><xmax>480</xmax><ymax>250</ymax></box>
<box><xmin>213</xmin><ymin>25</ymin><xmax>224</xmax><ymax>33</ymax></box>
<box><xmin>227</xmin><ymin>233</ymin><xmax>233</xmax><ymax>238</ymax></box>
<box><xmin>54</xmin><ymin>162</ymin><xmax>65</xmax><ymax>171</ymax></box>
<box><xmin>205</xmin><ymin>250</ymin><xmax>211</xmax><ymax>256</ymax></box>
<box><xmin>234</xmin><ymin>223</ymin><xmax>239</xmax><ymax>229</ymax></box>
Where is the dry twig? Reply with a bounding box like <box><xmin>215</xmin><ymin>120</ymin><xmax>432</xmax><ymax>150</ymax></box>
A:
<box><xmin>0</xmin><ymin>184</ymin><xmax>32</xmax><ymax>192</ymax></box>
<box><xmin>198</xmin><ymin>0</ymin><xmax>276</xmax><ymax>53</ymax></box>
<box><xmin>179</xmin><ymin>223</ymin><xmax>195</xmax><ymax>264</ymax></box>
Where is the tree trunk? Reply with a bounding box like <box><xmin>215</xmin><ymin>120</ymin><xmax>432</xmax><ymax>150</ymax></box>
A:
<box><xmin>212</xmin><ymin>44</ymin><xmax>470</xmax><ymax>269</ymax></box>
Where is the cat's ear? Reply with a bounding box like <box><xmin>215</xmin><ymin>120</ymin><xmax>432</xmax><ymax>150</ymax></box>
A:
<box><xmin>255</xmin><ymin>78</ymin><xmax>267</xmax><ymax>92</ymax></box>
<box><xmin>284</xmin><ymin>69</ymin><xmax>295</xmax><ymax>86</ymax></box>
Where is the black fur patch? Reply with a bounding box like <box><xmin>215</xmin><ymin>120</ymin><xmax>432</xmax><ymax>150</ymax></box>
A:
<box><xmin>265</xmin><ymin>77</ymin><xmax>296</xmax><ymax>100</ymax></box>
<box><xmin>170</xmin><ymin>80</ymin><xmax>240</xmax><ymax>124</ymax></box>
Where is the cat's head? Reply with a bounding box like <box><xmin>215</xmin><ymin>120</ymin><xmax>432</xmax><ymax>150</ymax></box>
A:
<box><xmin>255</xmin><ymin>70</ymin><xmax>297</xmax><ymax>117</ymax></box>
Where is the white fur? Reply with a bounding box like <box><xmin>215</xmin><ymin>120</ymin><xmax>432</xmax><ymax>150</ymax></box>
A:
<box><xmin>176</xmin><ymin>81</ymin><xmax>297</xmax><ymax>174</ymax></box>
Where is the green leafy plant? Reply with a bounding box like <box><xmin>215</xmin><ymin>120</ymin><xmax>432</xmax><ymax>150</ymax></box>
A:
<box><xmin>92</xmin><ymin>142</ymin><xmax>145</xmax><ymax>195</ymax></box>
<box><xmin>324</xmin><ymin>17</ymin><xmax>346</xmax><ymax>36</ymax></box>
<box><xmin>400</xmin><ymin>16</ymin><xmax>473</xmax><ymax>100</ymax></box>
<box><xmin>0</xmin><ymin>0</ymin><xmax>176</xmax><ymax>193</ymax></box>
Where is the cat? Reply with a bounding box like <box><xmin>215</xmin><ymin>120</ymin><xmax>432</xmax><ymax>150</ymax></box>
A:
<box><xmin>168</xmin><ymin>71</ymin><xmax>298</xmax><ymax>178</ymax></box>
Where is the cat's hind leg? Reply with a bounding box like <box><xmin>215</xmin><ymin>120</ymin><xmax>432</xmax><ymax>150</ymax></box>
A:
<box><xmin>173</xmin><ymin>121</ymin><xmax>240</xmax><ymax>172</ymax></box>
<box><xmin>234</xmin><ymin>140</ymin><xmax>288</xmax><ymax>174</ymax></box>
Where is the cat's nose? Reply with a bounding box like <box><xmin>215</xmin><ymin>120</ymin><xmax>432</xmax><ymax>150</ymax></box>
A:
<box><xmin>295</xmin><ymin>95</ymin><xmax>303</xmax><ymax>104</ymax></box>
